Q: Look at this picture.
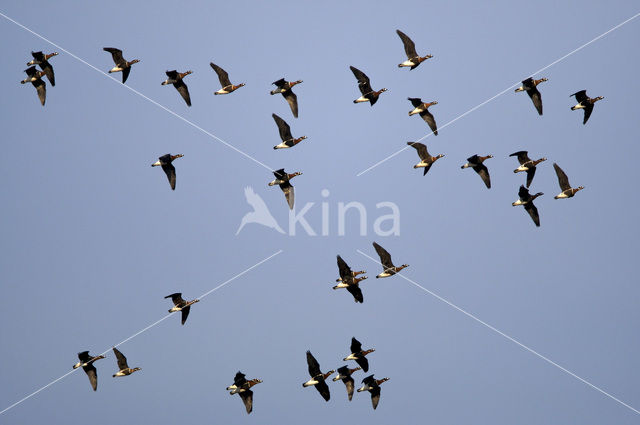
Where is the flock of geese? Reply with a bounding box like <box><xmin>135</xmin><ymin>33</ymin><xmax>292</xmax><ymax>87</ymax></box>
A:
<box><xmin>18</xmin><ymin>26</ymin><xmax>603</xmax><ymax>415</ymax></box>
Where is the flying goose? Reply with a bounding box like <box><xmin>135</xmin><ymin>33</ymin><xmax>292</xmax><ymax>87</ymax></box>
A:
<box><xmin>272</xmin><ymin>113</ymin><xmax>307</xmax><ymax>149</ymax></box>
<box><xmin>515</xmin><ymin>77</ymin><xmax>547</xmax><ymax>115</ymax></box>
<box><xmin>512</xmin><ymin>185</ymin><xmax>543</xmax><ymax>227</ymax></box>
<box><xmin>226</xmin><ymin>371</ymin><xmax>262</xmax><ymax>414</ymax></box>
<box><xmin>268</xmin><ymin>168</ymin><xmax>302</xmax><ymax>210</ymax></box>
<box><xmin>333</xmin><ymin>255</ymin><xmax>367</xmax><ymax>303</ymax></box>
<box><xmin>350</xmin><ymin>66</ymin><xmax>387</xmax><ymax>106</ymax></box>
<box><xmin>27</xmin><ymin>51</ymin><xmax>58</xmax><ymax>86</ymax></box>
<box><xmin>461</xmin><ymin>155</ymin><xmax>493</xmax><ymax>189</ymax></box>
<box><xmin>343</xmin><ymin>337</ymin><xmax>375</xmax><ymax>372</ymax></box>
<box><xmin>571</xmin><ymin>90</ymin><xmax>604</xmax><ymax>124</ymax></box>
<box><xmin>20</xmin><ymin>66</ymin><xmax>46</xmax><ymax>106</ymax></box>
<box><xmin>332</xmin><ymin>365</ymin><xmax>362</xmax><ymax>401</ymax></box>
<box><xmin>396</xmin><ymin>29</ymin><xmax>432</xmax><ymax>70</ymax></box>
<box><xmin>408</xmin><ymin>98</ymin><xmax>438</xmax><ymax>135</ymax></box>
<box><xmin>151</xmin><ymin>153</ymin><xmax>184</xmax><ymax>190</ymax></box>
<box><xmin>161</xmin><ymin>70</ymin><xmax>192</xmax><ymax>106</ymax></box>
<box><xmin>357</xmin><ymin>375</ymin><xmax>390</xmax><ymax>410</ymax></box>
<box><xmin>210</xmin><ymin>62</ymin><xmax>245</xmax><ymax>95</ymax></box>
<box><xmin>302</xmin><ymin>351</ymin><xmax>334</xmax><ymax>401</ymax></box>
<box><xmin>509</xmin><ymin>151</ymin><xmax>546</xmax><ymax>188</ymax></box>
<box><xmin>73</xmin><ymin>351</ymin><xmax>105</xmax><ymax>391</ymax></box>
<box><xmin>553</xmin><ymin>163</ymin><xmax>584</xmax><ymax>199</ymax></box>
<box><xmin>103</xmin><ymin>47</ymin><xmax>140</xmax><ymax>84</ymax></box>
<box><xmin>270</xmin><ymin>78</ymin><xmax>302</xmax><ymax>118</ymax></box>
<box><xmin>112</xmin><ymin>347</ymin><xmax>141</xmax><ymax>377</ymax></box>
<box><xmin>165</xmin><ymin>292</ymin><xmax>200</xmax><ymax>325</ymax></box>
<box><xmin>407</xmin><ymin>142</ymin><xmax>444</xmax><ymax>176</ymax></box>
<box><xmin>372</xmin><ymin>242</ymin><xmax>408</xmax><ymax>278</ymax></box>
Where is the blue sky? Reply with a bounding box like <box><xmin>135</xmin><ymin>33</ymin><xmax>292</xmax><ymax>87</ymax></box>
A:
<box><xmin>1</xmin><ymin>1</ymin><xmax>640</xmax><ymax>424</ymax></box>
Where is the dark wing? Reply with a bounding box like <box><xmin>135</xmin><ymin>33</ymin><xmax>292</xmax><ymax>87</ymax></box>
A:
<box><xmin>355</xmin><ymin>356</ymin><xmax>369</xmax><ymax>373</ymax></box>
<box><xmin>210</xmin><ymin>63</ymin><xmax>231</xmax><ymax>87</ymax></box>
<box><xmin>282</xmin><ymin>90</ymin><xmax>298</xmax><ymax>118</ymax></box>
<box><xmin>272</xmin><ymin>113</ymin><xmax>293</xmax><ymax>141</ymax></box>
<box><xmin>346</xmin><ymin>284</ymin><xmax>363</xmax><ymax>303</ymax></box>
<box><xmin>509</xmin><ymin>151</ymin><xmax>530</xmax><ymax>164</ymax></box>
<box><xmin>525</xmin><ymin>203</ymin><xmax>540</xmax><ymax>227</ymax></box>
<box><xmin>420</xmin><ymin>110</ymin><xmax>438</xmax><ymax>135</ymax></box>
<box><xmin>83</xmin><ymin>364</ymin><xmax>98</xmax><ymax>391</ymax></box>
<box><xmin>344</xmin><ymin>376</ymin><xmax>355</xmax><ymax>401</ymax></box>
<box><xmin>466</xmin><ymin>154</ymin><xmax>480</xmax><ymax>164</ymax></box>
<box><xmin>571</xmin><ymin>90</ymin><xmax>588</xmax><ymax>103</ymax></box>
<box><xmin>372</xmin><ymin>242</ymin><xmax>394</xmax><ymax>268</ymax></box>
<box><xmin>24</xmin><ymin>66</ymin><xmax>38</xmax><ymax>77</ymax></box>
<box><xmin>233</xmin><ymin>371</ymin><xmax>247</xmax><ymax>386</ymax></box>
<box><xmin>103</xmin><ymin>47</ymin><xmax>124</xmax><ymax>65</ymax></box>
<box><xmin>473</xmin><ymin>164</ymin><xmax>491</xmax><ymax>189</ymax></box>
<box><xmin>161</xmin><ymin>163</ymin><xmax>177</xmax><ymax>190</ymax></box>
<box><xmin>396</xmin><ymin>29</ymin><xmax>418</xmax><ymax>58</ymax></box>
<box><xmin>408</xmin><ymin>97</ymin><xmax>423</xmax><ymax>107</ymax></box>
<box><xmin>112</xmin><ymin>347</ymin><xmax>128</xmax><ymax>370</ymax></box>
<box><xmin>582</xmin><ymin>104</ymin><xmax>594</xmax><ymax>125</ymax></box>
<box><xmin>407</xmin><ymin>141</ymin><xmax>429</xmax><ymax>160</ymax></box>
<box><xmin>273</xmin><ymin>168</ymin><xmax>286</xmax><ymax>180</ymax></box>
<box><xmin>272</xmin><ymin>78</ymin><xmax>286</xmax><ymax>88</ymax></box>
<box><xmin>521</xmin><ymin>77</ymin><xmax>534</xmax><ymax>89</ymax></box>
<box><xmin>121</xmin><ymin>67</ymin><xmax>131</xmax><ymax>84</ymax></box>
<box><xmin>336</xmin><ymin>255</ymin><xmax>352</xmax><ymax>279</ymax></box>
<box><xmin>553</xmin><ymin>163</ymin><xmax>571</xmax><ymax>191</ymax></box>
<box><xmin>165</xmin><ymin>293</ymin><xmax>185</xmax><ymax>306</ymax></box>
<box><xmin>280</xmin><ymin>183</ymin><xmax>294</xmax><ymax>210</ymax></box>
<box><xmin>165</xmin><ymin>70</ymin><xmax>178</xmax><ymax>79</ymax></box>
<box><xmin>31</xmin><ymin>51</ymin><xmax>45</xmax><ymax>61</ymax></box>
<box><xmin>239</xmin><ymin>389</ymin><xmax>253</xmax><ymax>414</ymax></box>
<box><xmin>518</xmin><ymin>185</ymin><xmax>530</xmax><ymax>200</ymax></box>
<box><xmin>422</xmin><ymin>164</ymin><xmax>433</xmax><ymax>176</ymax></box>
<box><xmin>78</xmin><ymin>351</ymin><xmax>91</xmax><ymax>362</ymax></box>
<box><xmin>350</xmin><ymin>66</ymin><xmax>372</xmax><ymax>94</ymax></box>
<box><xmin>350</xmin><ymin>337</ymin><xmax>363</xmax><ymax>354</ymax></box>
<box><xmin>173</xmin><ymin>81</ymin><xmax>192</xmax><ymax>106</ymax></box>
<box><xmin>525</xmin><ymin>168</ymin><xmax>536</xmax><ymax>188</ymax></box>
<box><xmin>41</xmin><ymin>62</ymin><xmax>55</xmax><ymax>86</ymax></box>
<box><xmin>526</xmin><ymin>87</ymin><xmax>543</xmax><ymax>115</ymax></box>
<box><xmin>314</xmin><ymin>380</ymin><xmax>330</xmax><ymax>401</ymax></box>
<box><xmin>370</xmin><ymin>386</ymin><xmax>381</xmax><ymax>409</ymax></box>
<box><xmin>33</xmin><ymin>79</ymin><xmax>46</xmax><ymax>106</ymax></box>
<box><xmin>180</xmin><ymin>306</ymin><xmax>191</xmax><ymax>325</ymax></box>
<box><xmin>306</xmin><ymin>351</ymin><xmax>322</xmax><ymax>377</ymax></box>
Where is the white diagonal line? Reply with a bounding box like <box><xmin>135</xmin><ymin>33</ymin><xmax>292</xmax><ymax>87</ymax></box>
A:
<box><xmin>0</xmin><ymin>249</ymin><xmax>283</xmax><ymax>416</ymax></box>
<box><xmin>356</xmin><ymin>11</ymin><xmax>640</xmax><ymax>177</ymax></box>
<box><xmin>356</xmin><ymin>249</ymin><xmax>640</xmax><ymax>415</ymax></box>
<box><xmin>0</xmin><ymin>11</ymin><xmax>274</xmax><ymax>172</ymax></box>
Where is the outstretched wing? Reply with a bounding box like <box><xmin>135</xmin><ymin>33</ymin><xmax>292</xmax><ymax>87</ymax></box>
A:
<box><xmin>350</xmin><ymin>337</ymin><xmax>363</xmax><ymax>354</ymax></box>
<box><xmin>283</xmin><ymin>91</ymin><xmax>299</xmax><ymax>118</ymax></box>
<box><xmin>372</xmin><ymin>242</ymin><xmax>394</xmax><ymax>268</ymax></box>
<box><xmin>272</xmin><ymin>113</ymin><xmax>293</xmax><ymax>141</ymax></box>
<box><xmin>210</xmin><ymin>62</ymin><xmax>231</xmax><ymax>87</ymax></box>
<box><xmin>525</xmin><ymin>168</ymin><xmax>536</xmax><ymax>188</ymax></box>
<box><xmin>582</xmin><ymin>104</ymin><xmax>594</xmax><ymax>125</ymax></box>
<box><xmin>161</xmin><ymin>163</ymin><xmax>177</xmax><ymax>190</ymax></box>
<box><xmin>234</xmin><ymin>371</ymin><xmax>248</xmax><ymax>386</ymax></box>
<box><xmin>112</xmin><ymin>347</ymin><xmax>128</xmax><ymax>370</ymax></box>
<box><xmin>337</xmin><ymin>255</ymin><xmax>352</xmax><ymax>279</ymax></box>
<box><xmin>407</xmin><ymin>142</ymin><xmax>429</xmax><ymax>160</ymax></box>
<box><xmin>239</xmin><ymin>389</ymin><xmax>254</xmax><ymax>413</ymax></box>
<box><xmin>346</xmin><ymin>284</ymin><xmax>363</xmax><ymax>303</ymax></box>
<box><xmin>553</xmin><ymin>163</ymin><xmax>571</xmax><ymax>191</ymax></box>
<box><xmin>525</xmin><ymin>203</ymin><xmax>540</xmax><ymax>227</ymax></box>
<box><xmin>509</xmin><ymin>151</ymin><xmax>530</xmax><ymax>165</ymax></box>
<box><xmin>408</xmin><ymin>97</ymin><xmax>423</xmax><ymax>107</ymax></box>
<box><xmin>527</xmin><ymin>87</ymin><xmax>543</xmax><ymax>115</ymax></box>
<box><xmin>280</xmin><ymin>183</ymin><xmax>294</xmax><ymax>210</ymax></box>
<box><xmin>103</xmin><ymin>47</ymin><xmax>124</xmax><ymax>65</ymax></box>
<box><xmin>33</xmin><ymin>79</ymin><xmax>46</xmax><ymax>106</ymax></box>
<box><xmin>350</xmin><ymin>66</ymin><xmax>373</xmax><ymax>95</ymax></box>
<box><xmin>396</xmin><ymin>29</ymin><xmax>418</xmax><ymax>58</ymax></box>
<box><xmin>571</xmin><ymin>90</ymin><xmax>588</xmax><ymax>103</ymax></box>
<box><xmin>173</xmin><ymin>81</ymin><xmax>191</xmax><ymax>106</ymax></box>
<box><xmin>420</xmin><ymin>110</ymin><xmax>438</xmax><ymax>135</ymax></box>
<box><xmin>306</xmin><ymin>351</ymin><xmax>322</xmax><ymax>377</ymax></box>
<box><xmin>315</xmin><ymin>380</ymin><xmax>331</xmax><ymax>401</ymax></box>
<box><xmin>180</xmin><ymin>306</ymin><xmax>191</xmax><ymax>325</ymax></box>
<box><xmin>83</xmin><ymin>364</ymin><xmax>98</xmax><ymax>391</ymax></box>
<box><xmin>473</xmin><ymin>164</ymin><xmax>491</xmax><ymax>189</ymax></box>
<box><xmin>344</xmin><ymin>376</ymin><xmax>355</xmax><ymax>401</ymax></box>
<box><xmin>370</xmin><ymin>386</ymin><xmax>381</xmax><ymax>409</ymax></box>
<box><xmin>165</xmin><ymin>293</ymin><xmax>185</xmax><ymax>306</ymax></box>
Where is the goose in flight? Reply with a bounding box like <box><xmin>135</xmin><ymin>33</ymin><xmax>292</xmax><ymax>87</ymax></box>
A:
<box><xmin>151</xmin><ymin>153</ymin><xmax>184</xmax><ymax>190</ymax></box>
<box><xmin>210</xmin><ymin>62</ymin><xmax>245</xmax><ymax>95</ymax></box>
<box><xmin>570</xmin><ymin>90</ymin><xmax>604</xmax><ymax>124</ymax></box>
<box><xmin>73</xmin><ymin>351</ymin><xmax>105</xmax><ymax>391</ymax></box>
<box><xmin>270</xmin><ymin>78</ymin><xmax>302</xmax><ymax>117</ymax></box>
<box><xmin>407</xmin><ymin>142</ymin><xmax>444</xmax><ymax>176</ymax></box>
<box><xmin>350</xmin><ymin>66</ymin><xmax>387</xmax><ymax>106</ymax></box>
<box><xmin>396</xmin><ymin>30</ymin><xmax>432</xmax><ymax>69</ymax></box>
<box><xmin>515</xmin><ymin>77</ymin><xmax>547</xmax><ymax>115</ymax></box>
<box><xmin>165</xmin><ymin>292</ymin><xmax>200</xmax><ymax>325</ymax></box>
<box><xmin>103</xmin><ymin>47</ymin><xmax>139</xmax><ymax>84</ymax></box>
<box><xmin>302</xmin><ymin>351</ymin><xmax>334</xmax><ymax>401</ymax></box>
<box><xmin>161</xmin><ymin>70</ymin><xmax>193</xmax><ymax>106</ymax></box>
<box><xmin>27</xmin><ymin>51</ymin><xmax>58</xmax><ymax>86</ymax></box>
<box><xmin>461</xmin><ymin>154</ymin><xmax>493</xmax><ymax>189</ymax></box>
<box><xmin>553</xmin><ymin>163</ymin><xmax>584</xmax><ymax>199</ymax></box>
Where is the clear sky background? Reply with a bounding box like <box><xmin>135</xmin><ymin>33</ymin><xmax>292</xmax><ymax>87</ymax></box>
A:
<box><xmin>1</xmin><ymin>1</ymin><xmax>639</xmax><ymax>424</ymax></box>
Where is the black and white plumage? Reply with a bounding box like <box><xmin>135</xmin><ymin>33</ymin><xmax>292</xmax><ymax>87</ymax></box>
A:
<box><xmin>20</xmin><ymin>66</ymin><xmax>46</xmax><ymax>106</ymax></box>
<box><xmin>226</xmin><ymin>371</ymin><xmax>262</xmax><ymax>414</ymax></box>
<box><xmin>268</xmin><ymin>168</ymin><xmax>302</xmax><ymax>210</ymax></box>
<box><xmin>210</xmin><ymin>62</ymin><xmax>245</xmax><ymax>95</ymax></box>
<box><xmin>302</xmin><ymin>351</ymin><xmax>333</xmax><ymax>402</ymax></box>
<box><xmin>161</xmin><ymin>70</ymin><xmax>192</xmax><ymax>106</ymax></box>
<box><xmin>343</xmin><ymin>337</ymin><xmax>375</xmax><ymax>372</ymax></box>
<box><xmin>112</xmin><ymin>347</ymin><xmax>141</xmax><ymax>377</ymax></box>
<box><xmin>407</xmin><ymin>142</ymin><xmax>444</xmax><ymax>176</ymax></box>
<box><xmin>165</xmin><ymin>292</ymin><xmax>200</xmax><ymax>325</ymax></box>
<box><xmin>350</xmin><ymin>66</ymin><xmax>387</xmax><ymax>106</ymax></box>
<box><xmin>73</xmin><ymin>351</ymin><xmax>105</xmax><ymax>391</ymax></box>
<box><xmin>512</xmin><ymin>185</ymin><xmax>543</xmax><ymax>227</ymax></box>
<box><xmin>27</xmin><ymin>51</ymin><xmax>58</xmax><ymax>86</ymax></box>
<box><xmin>461</xmin><ymin>154</ymin><xmax>493</xmax><ymax>189</ymax></box>
<box><xmin>553</xmin><ymin>163</ymin><xmax>584</xmax><ymax>199</ymax></box>
<box><xmin>372</xmin><ymin>242</ymin><xmax>409</xmax><ymax>278</ymax></box>
<box><xmin>515</xmin><ymin>77</ymin><xmax>547</xmax><ymax>115</ymax></box>
<box><xmin>332</xmin><ymin>365</ymin><xmax>361</xmax><ymax>401</ymax></box>
<box><xmin>270</xmin><ymin>78</ymin><xmax>302</xmax><ymax>118</ymax></box>
<box><xmin>151</xmin><ymin>153</ymin><xmax>184</xmax><ymax>190</ymax></box>
<box><xmin>396</xmin><ymin>29</ymin><xmax>432</xmax><ymax>70</ymax></box>
<box><xmin>570</xmin><ymin>90</ymin><xmax>604</xmax><ymax>125</ymax></box>
<box><xmin>333</xmin><ymin>255</ymin><xmax>366</xmax><ymax>303</ymax></box>
<box><xmin>509</xmin><ymin>150</ymin><xmax>546</xmax><ymax>188</ymax></box>
<box><xmin>272</xmin><ymin>113</ymin><xmax>307</xmax><ymax>149</ymax></box>
<box><xmin>357</xmin><ymin>374</ymin><xmax>389</xmax><ymax>410</ymax></box>
<box><xmin>408</xmin><ymin>98</ymin><xmax>438</xmax><ymax>135</ymax></box>
<box><xmin>103</xmin><ymin>47</ymin><xmax>140</xmax><ymax>84</ymax></box>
